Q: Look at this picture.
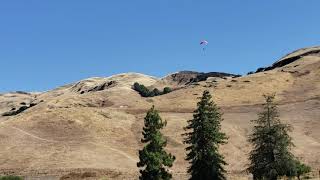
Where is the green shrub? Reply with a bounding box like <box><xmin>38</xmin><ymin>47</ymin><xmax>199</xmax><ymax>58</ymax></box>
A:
<box><xmin>152</xmin><ymin>88</ymin><xmax>161</xmax><ymax>96</ymax></box>
<box><xmin>132</xmin><ymin>82</ymin><xmax>173</xmax><ymax>97</ymax></box>
<box><xmin>2</xmin><ymin>106</ymin><xmax>29</xmax><ymax>116</ymax></box>
<box><xmin>133</xmin><ymin>82</ymin><xmax>150</xmax><ymax>97</ymax></box>
<box><xmin>0</xmin><ymin>176</ymin><xmax>23</xmax><ymax>180</ymax></box>
<box><xmin>295</xmin><ymin>160</ymin><xmax>311</xmax><ymax>180</ymax></box>
<box><xmin>163</xmin><ymin>87</ymin><xmax>172</xmax><ymax>94</ymax></box>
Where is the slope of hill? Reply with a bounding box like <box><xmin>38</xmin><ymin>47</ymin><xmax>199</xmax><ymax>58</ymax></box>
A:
<box><xmin>0</xmin><ymin>47</ymin><xmax>319</xmax><ymax>179</ymax></box>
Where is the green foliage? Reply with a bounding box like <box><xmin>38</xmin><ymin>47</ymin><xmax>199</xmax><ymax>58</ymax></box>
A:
<box><xmin>247</xmin><ymin>94</ymin><xmax>296</xmax><ymax>180</ymax></box>
<box><xmin>133</xmin><ymin>82</ymin><xmax>172</xmax><ymax>97</ymax></box>
<box><xmin>183</xmin><ymin>90</ymin><xmax>228</xmax><ymax>180</ymax></box>
<box><xmin>134</xmin><ymin>82</ymin><xmax>151</xmax><ymax>97</ymax></box>
<box><xmin>0</xmin><ymin>176</ymin><xmax>23</xmax><ymax>180</ymax></box>
<box><xmin>295</xmin><ymin>160</ymin><xmax>311</xmax><ymax>180</ymax></box>
<box><xmin>137</xmin><ymin>106</ymin><xmax>176</xmax><ymax>180</ymax></box>
<box><xmin>2</xmin><ymin>106</ymin><xmax>29</xmax><ymax>116</ymax></box>
<box><xmin>162</xmin><ymin>87</ymin><xmax>172</xmax><ymax>94</ymax></box>
<box><xmin>152</xmin><ymin>88</ymin><xmax>161</xmax><ymax>96</ymax></box>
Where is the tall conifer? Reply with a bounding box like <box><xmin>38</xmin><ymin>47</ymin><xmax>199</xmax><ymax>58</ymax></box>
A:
<box><xmin>137</xmin><ymin>106</ymin><xmax>175</xmax><ymax>180</ymax></box>
<box><xmin>248</xmin><ymin>95</ymin><xmax>295</xmax><ymax>180</ymax></box>
<box><xmin>183</xmin><ymin>90</ymin><xmax>228</xmax><ymax>180</ymax></box>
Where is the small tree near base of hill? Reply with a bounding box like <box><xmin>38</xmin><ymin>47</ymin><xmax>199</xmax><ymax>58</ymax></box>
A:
<box><xmin>137</xmin><ymin>106</ymin><xmax>175</xmax><ymax>180</ymax></box>
<box><xmin>248</xmin><ymin>94</ymin><xmax>296</xmax><ymax>180</ymax></box>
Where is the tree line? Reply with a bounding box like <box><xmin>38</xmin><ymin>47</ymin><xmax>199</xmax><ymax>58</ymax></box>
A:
<box><xmin>133</xmin><ymin>82</ymin><xmax>172</xmax><ymax>97</ymax></box>
<box><xmin>137</xmin><ymin>90</ymin><xmax>311</xmax><ymax>180</ymax></box>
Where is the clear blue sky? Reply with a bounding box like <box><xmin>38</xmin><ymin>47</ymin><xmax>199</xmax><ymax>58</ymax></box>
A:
<box><xmin>1</xmin><ymin>1</ymin><xmax>320</xmax><ymax>92</ymax></box>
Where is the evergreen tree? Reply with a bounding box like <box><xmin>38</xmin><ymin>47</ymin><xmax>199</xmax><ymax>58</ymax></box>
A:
<box><xmin>183</xmin><ymin>90</ymin><xmax>228</xmax><ymax>180</ymax></box>
<box><xmin>137</xmin><ymin>106</ymin><xmax>176</xmax><ymax>180</ymax></box>
<box><xmin>248</xmin><ymin>94</ymin><xmax>295</xmax><ymax>180</ymax></box>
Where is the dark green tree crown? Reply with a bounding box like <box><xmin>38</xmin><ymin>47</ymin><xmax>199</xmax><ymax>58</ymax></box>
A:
<box><xmin>183</xmin><ymin>90</ymin><xmax>228</xmax><ymax>180</ymax></box>
<box><xmin>137</xmin><ymin>106</ymin><xmax>175</xmax><ymax>180</ymax></box>
<box><xmin>248</xmin><ymin>94</ymin><xmax>296</xmax><ymax>180</ymax></box>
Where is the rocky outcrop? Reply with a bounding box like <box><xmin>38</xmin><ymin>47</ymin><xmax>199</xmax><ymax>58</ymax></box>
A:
<box><xmin>85</xmin><ymin>81</ymin><xmax>117</xmax><ymax>93</ymax></box>
<box><xmin>255</xmin><ymin>46</ymin><xmax>320</xmax><ymax>73</ymax></box>
<box><xmin>70</xmin><ymin>80</ymin><xmax>117</xmax><ymax>94</ymax></box>
<box><xmin>2</xmin><ymin>101</ymin><xmax>39</xmax><ymax>116</ymax></box>
<box><xmin>189</xmin><ymin>72</ymin><xmax>241</xmax><ymax>83</ymax></box>
<box><xmin>164</xmin><ymin>71</ymin><xmax>240</xmax><ymax>85</ymax></box>
<box><xmin>164</xmin><ymin>71</ymin><xmax>199</xmax><ymax>85</ymax></box>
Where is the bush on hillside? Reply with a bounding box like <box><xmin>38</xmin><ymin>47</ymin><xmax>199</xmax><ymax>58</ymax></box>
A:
<box><xmin>133</xmin><ymin>82</ymin><xmax>150</xmax><ymax>97</ymax></box>
<box><xmin>0</xmin><ymin>176</ymin><xmax>23</xmax><ymax>180</ymax></box>
<box><xmin>152</xmin><ymin>88</ymin><xmax>161</xmax><ymax>96</ymax></box>
<box><xmin>163</xmin><ymin>87</ymin><xmax>172</xmax><ymax>94</ymax></box>
<box><xmin>295</xmin><ymin>160</ymin><xmax>311</xmax><ymax>180</ymax></box>
<box><xmin>132</xmin><ymin>82</ymin><xmax>172</xmax><ymax>97</ymax></box>
<box><xmin>2</xmin><ymin>106</ymin><xmax>29</xmax><ymax>116</ymax></box>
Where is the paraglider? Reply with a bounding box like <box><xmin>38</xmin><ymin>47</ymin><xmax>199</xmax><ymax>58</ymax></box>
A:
<box><xmin>200</xmin><ymin>40</ymin><xmax>208</xmax><ymax>53</ymax></box>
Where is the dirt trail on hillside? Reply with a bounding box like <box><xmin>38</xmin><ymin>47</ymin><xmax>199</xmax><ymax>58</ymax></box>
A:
<box><xmin>11</xmin><ymin>126</ymin><xmax>58</xmax><ymax>143</ymax></box>
<box><xmin>10</xmin><ymin>126</ymin><xmax>137</xmax><ymax>163</ymax></box>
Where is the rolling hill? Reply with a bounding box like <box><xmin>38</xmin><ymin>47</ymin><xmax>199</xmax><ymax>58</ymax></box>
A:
<box><xmin>0</xmin><ymin>46</ymin><xmax>319</xmax><ymax>179</ymax></box>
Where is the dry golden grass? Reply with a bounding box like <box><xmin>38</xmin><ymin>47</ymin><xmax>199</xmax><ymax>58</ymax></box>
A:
<box><xmin>0</xmin><ymin>49</ymin><xmax>319</xmax><ymax>179</ymax></box>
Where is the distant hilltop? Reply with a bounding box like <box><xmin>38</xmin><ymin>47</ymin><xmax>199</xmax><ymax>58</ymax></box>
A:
<box><xmin>0</xmin><ymin>46</ymin><xmax>319</xmax><ymax>179</ymax></box>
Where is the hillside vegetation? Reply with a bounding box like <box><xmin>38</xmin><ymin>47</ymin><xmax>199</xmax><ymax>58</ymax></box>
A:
<box><xmin>0</xmin><ymin>47</ymin><xmax>319</xmax><ymax>179</ymax></box>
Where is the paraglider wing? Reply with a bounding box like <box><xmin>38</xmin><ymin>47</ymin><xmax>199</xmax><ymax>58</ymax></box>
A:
<box><xmin>200</xmin><ymin>40</ymin><xmax>208</xmax><ymax>53</ymax></box>
<box><xmin>200</xmin><ymin>40</ymin><xmax>208</xmax><ymax>45</ymax></box>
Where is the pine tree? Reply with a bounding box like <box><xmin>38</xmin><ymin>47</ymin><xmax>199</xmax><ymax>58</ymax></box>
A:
<box><xmin>183</xmin><ymin>90</ymin><xmax>228</xmax><ymax>180</ymax></box>
<box><xmin>248</xmin><ymin>94</ymin><xmax>295</xmax><ymax>180</ymax></box>
<box><xmin>137</xmin><ymin>106</ymin><xmax>176</xmax><ymax>180</ymax></box>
